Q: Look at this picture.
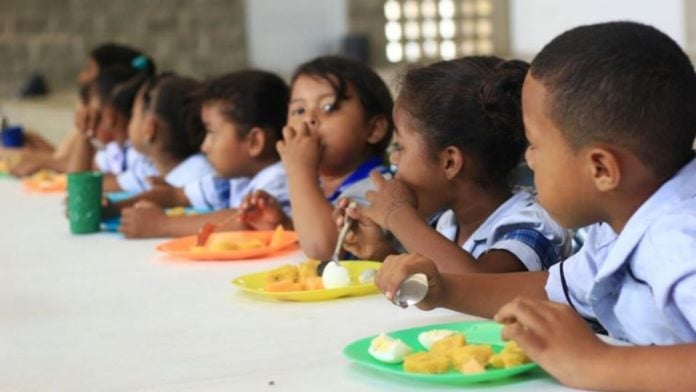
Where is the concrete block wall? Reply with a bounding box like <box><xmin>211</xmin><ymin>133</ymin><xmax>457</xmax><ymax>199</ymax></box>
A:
<box><xmin>0</xmin><ymin>0</ymin><xmax>247</xmax><ymax>98</ymax></box>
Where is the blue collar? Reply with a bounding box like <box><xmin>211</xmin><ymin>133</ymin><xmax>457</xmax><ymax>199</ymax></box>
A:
<box><xmin>327</xmin><ymin>157</ymin><xmax>387</xmax><ymax>203</ymax></box>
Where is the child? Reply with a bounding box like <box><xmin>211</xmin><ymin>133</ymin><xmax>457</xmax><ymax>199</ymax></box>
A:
<box><xmin>101</xmin><ymin>73</ymin><xmax>214</xmax><ymax>217</ymax></box>
<box><xmin>341</xmin><ymin>57</ymin><xmax>571</xmax><ymax>273</ymax></box>
<box><xmin>239</xmin><ymin>56</ymin><xmax>394</xmax><ymax>260</ymax></box>
<box><xmin>374</xmin><ymin>22</ymin><xmax>696</xmax><ymax>391</ymax></box>
<box><xmin>118</xmin><ymin>70</ymin><xmax>290</xmax><ymax>238</ymax></box>
<box><xmin>6</xmin><ymin>43</ymin><xmax>149</xmax><ymax>176</ymax></box>
<box><xmin>67</xmin><ymin>61</ymin><xmax>159</xmax><ymax>193</ymax></box>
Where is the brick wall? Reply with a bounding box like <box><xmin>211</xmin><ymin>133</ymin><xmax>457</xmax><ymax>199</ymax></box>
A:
<box><xmin>0</xmin><ymin>0</ymin><xmax>247</xmax><ymax>98</ymax></box>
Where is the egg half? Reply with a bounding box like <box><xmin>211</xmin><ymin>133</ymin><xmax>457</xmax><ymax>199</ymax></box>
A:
<box><xmin>418</xmin><ymin>329</ymin><xmax>457</xmax><ymax>350</ymax></box>
<box><xmin>368</xmin><ymin>333</ymin><xmax>413</xmax><ymax>364</ymax></box>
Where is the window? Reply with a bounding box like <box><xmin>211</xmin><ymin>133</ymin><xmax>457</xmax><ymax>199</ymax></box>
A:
<box><xmin>383</xmin><ymin>0</ymin><xmax>502</xmax><ymax>63</ymax></box>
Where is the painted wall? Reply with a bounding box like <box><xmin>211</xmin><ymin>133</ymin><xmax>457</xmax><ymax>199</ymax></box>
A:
<box><xmin>509</xmin><ymin>0</ymin><xmax>684</xmax><ymax>57</ymax></box>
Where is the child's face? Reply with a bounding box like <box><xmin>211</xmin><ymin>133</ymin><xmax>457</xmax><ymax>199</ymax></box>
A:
<box><xmin>389</xmin><ymin>100</ymin><xmax>450</xmax><ymax>216</ymax></box>
<box><xmin>200</xmin><ymin>102</ymin><xmax>252</xmax><ymax>178</ymax></box>
<box><xmin>288</xmin><ymin>75</ymin><xmax>379</xmax><ymax>175</ymax></box>
<box><xmin>522</xmin><ymin>74</ymin><xmax>594</xmax><ymax>228</ymax></box>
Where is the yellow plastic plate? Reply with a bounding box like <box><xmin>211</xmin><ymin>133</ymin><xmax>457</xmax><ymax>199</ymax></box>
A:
<box><xmin>232</xmin><ymin>261</ymin><xmax>381</xmax><ymax>301</ymax></box>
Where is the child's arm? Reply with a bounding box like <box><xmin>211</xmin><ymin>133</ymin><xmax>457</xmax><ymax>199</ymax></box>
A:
<box><xmin>119</xmin><ymin>201</ymin><xmax>249</xmax><ymax>238</ymax></box>
<box><xmin>8</xmin><ymin>151</ymin><xmax>68</xmax><ymax>176</ymax></box>
<box><xmin>277</xmin><ymin>124</ymin><xmax>337</xmax><ymax>259</ymax></box>
<box><xmin>102</xmin><ymin>173</ymin><xmax>123</xmax><ymax>193</ymax></box>
<box><xmin>495</xmin><ymin>297</ymin><xmax>696</xmax><ymax>391</ymax></box>
<box><xmin>237</xmin><ymin>190</ymin><xmax>293</xmax><ymax>230</ymax></box>
<box><xmin>374</xmin><ymin>252</ymin><xmax>549</xmax><ymax>317</ymax></box>
<box><xmin>103</xmin><ymin>184</ymin><xmax>190</xmax><ymax>218</ymax></box>
<box><xmin>66</xmin><ymin>134</ymin><xmax>96</xmax><ymax>173</ymax></box>
<box><xmin>363</xmin><ymin>172</ymin><xmax>526</xmax><ymax>273</ymax></box>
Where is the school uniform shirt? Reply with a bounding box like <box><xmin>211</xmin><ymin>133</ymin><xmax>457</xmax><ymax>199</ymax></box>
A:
<box><xmin>161</xmin><ymin>154</ymin><xmax>215</xmax><ymax>188</ymax></box>
<box><xmin>114</xmin><ymin>150</ymin><xmax>160</xmax><ymax>193</ymax></box>
<box><xmin>434</xmin><ymin>191</ymin><xmax>572</xmax><ymax>271</ymax></box>
<box><xmin>327</xmin><ymin>156</ymin><xmax>391</xmax><ymax>207</ymax></box>
<box><xmin>95</xmin><ymin>141</ymin><xmax>130</xmax><ymax>174</ymax></box>
<box><xmin>183</xmin><ymin>161</ymin><xmax>289</xmax><ymax>214</ymax></box>
<box><xmin>545</xmin><ymin>157</ymin><xmax>696</xmax><ymax>345</ymax></box>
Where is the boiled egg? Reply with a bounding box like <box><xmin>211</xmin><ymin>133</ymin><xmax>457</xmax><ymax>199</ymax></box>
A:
<box><xmin>368</xmin><ymin>333</ymin><xmax>413</xmax><ymax>364</ymax></box>
<box><xmin>418</xmin><ymin>329</ymin><xmax>457</xmax><ymax>350</ymax></box>
<box><xmin>322</xmin><ymin>262</ymin><xmax>351</xmax><ymax>289</ymax></box>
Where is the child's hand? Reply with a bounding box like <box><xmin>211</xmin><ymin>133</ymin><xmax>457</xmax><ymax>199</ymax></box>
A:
<box><xmin>494</xmin><ymin>297</ymin><xmax>609</xmax><ymax>388</ymax></box>
<box><xmin>276</xmin><ymin>123</ymin><xmax>322</xmax><ymax>177</ymax></box>
<box><xmin>75</xmin><ymin>105</ymin><xmax>100</xmax><ymax>139</ymax></box>
<box><xmin>119</xmin><ymin>200</ymin><xmax>167</xmax><ymax>238</ymax></box>
<box><xmin>146</xmin><ymin>176</ymin><xmax>169</xmax><ymax>188</ymax></box>
<box><xmin>238</xmin><ymin>190</ymin><xmax>290</xmax><ymax>230</ymax></box>
<box><xmin>335</xmin><ymin>198</ymin><xmax>394</xmax><ymax>261</ymax></box>
<box><xmin>374</xmin><ymin>253</ymin><xmax>444</xmax><ymax>310</ymax></box>
<box><xmin>363</xmin><ymin>171</ymin><xmax>418</xmax><ymax>230</ymax></box>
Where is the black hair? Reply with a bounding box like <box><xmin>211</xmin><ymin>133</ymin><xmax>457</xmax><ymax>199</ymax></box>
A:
<box><xmin>93</xmin><ymin>63</ymin><xmax>156</xmax><ymax>119</ymax></box>
<box><xmin>291</xmin><ymin>55</ymin><xmax>394</xmax><ymax>155</ymax></box>
<box><xmin>398</xmin><ymin>56</ymin><xmax>529</xmax><ymax>188</ymax></box>
<box><xmin>197</xmin><ymin>70</ymin><xmax>289</xmax><ymax>142</ymax></box>
<box><xmin>139</xmin><ymin>73</ymin><xmax>205</xmax><ymax>160</ymax></box>
<box><xmin>90</xmin><ymin>43</ymin><xmax>156</xmax><ymax>75</ymax></box>
<box><xmin>531</xmin><ymin>21</ymin><xmax>696</xmax><ymax>179</ymax></box>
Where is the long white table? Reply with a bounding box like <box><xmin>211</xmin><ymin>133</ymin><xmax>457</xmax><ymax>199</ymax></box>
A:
<box><xmin>0</xmin><ymin>178</ymin><xmax>580</xmax><ymax>391</ymax></box>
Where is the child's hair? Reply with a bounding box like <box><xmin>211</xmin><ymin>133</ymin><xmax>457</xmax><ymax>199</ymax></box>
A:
<box><xmin>93</xmin><ymin>62</ymin><xmax>156</xmax><ymax>118</ymax></box>
<box><xmin>139</xmin><ymin>73</ymin><xmax>205</xmax><ymax>160</ymax></box>
<box><xmin>290</xmin><ymin>56</ymin><xmax>394</xmax><ymax>155</ymax></box>
<box><xmin>90</xmin><ymin>43</ymin><xmax>156</xmax><ymax>75</ymax></box>
<box><xmin>531</xmin><ymin>21</ymin><xmax>696</xmax><ymax>179</ymax></box>
<box><xmin>197</xmin><ymin>70</ymin><xmax>289</xmax><ymax>142</ymax></box>
<box><xmin>398</xmin><ymin>56</ymin><xmax>529</xmax><ymax>188</ymax></box>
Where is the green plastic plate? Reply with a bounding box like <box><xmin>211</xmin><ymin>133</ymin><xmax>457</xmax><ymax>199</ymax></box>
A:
<box><xmin>343</xmin><ymin>321</ymin><xmax>538</xmax><ymax>385</ymax></box>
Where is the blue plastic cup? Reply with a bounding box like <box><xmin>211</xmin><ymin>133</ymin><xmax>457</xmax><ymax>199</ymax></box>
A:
<box><xmin>1</xmin><ymin>125</ymin><xmax>25</xmax><ymax>148</ymax></box>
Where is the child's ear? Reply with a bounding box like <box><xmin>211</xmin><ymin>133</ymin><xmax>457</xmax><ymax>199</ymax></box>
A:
<box><xmin>587</xmin><ymin>146</ymin><xmax>621</xmax><ymax>192</ymax></box>
<box><xmin>441</xmin><ymin>146</ymin><xmax>464</xmax><ymax>180</ymax></box>
<box><xmin>366</xmin><ymin>115</ymin><xmax>389</xmax><ymax>145</ymax></box>
<box><xmin>245</xmin><ymin>126</ymin><xmax>266</xmax><ymax>158</ymax></box>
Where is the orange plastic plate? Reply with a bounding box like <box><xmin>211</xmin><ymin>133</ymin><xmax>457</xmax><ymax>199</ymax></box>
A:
<box><xmin>156</xmin><ymin>230</ymin><xmax>298</xmax><ymax>261</ymax></box>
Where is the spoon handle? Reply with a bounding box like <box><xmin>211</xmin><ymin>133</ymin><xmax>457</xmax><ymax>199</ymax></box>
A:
<box><xmin>330</xmin><ymin>200</ymin><xmax>358</xmax><ymax>263</ymax></box>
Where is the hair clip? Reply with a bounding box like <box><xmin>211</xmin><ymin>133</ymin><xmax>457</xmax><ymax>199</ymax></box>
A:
<box><xmin>131</xmin><ymin>55</ymin><xmax>149</xmax><ymax>71</ymax></box>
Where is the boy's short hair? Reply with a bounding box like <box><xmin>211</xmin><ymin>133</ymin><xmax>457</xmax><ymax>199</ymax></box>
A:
<box><xmin>197</xmin><ymin>70</ymin><xmax>289</xmax><ymax>141</ymax></box>
<box><xmin>291</xmin><ymin>56</ymin><xmax>394</xmax><ymax>155</ymax></box>
<box><xmin>531</xmin><ymin>21</ymin><xmax>696</xmax><ymax>179</ymax></box>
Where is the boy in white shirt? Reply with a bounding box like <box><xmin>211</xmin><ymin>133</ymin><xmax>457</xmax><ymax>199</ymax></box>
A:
<box><xmin>374</xmin><ymin>21</ymin><xmax>696</xmax><ymax>391</ymax></box>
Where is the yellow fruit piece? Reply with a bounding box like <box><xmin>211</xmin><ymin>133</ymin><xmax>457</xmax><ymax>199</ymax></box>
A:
<box><xmin>304</xmin><ymin>276</ymin><xmax>324</xmax><ymax>290</ymax></box>
<box><xmin>208</xmin><ymin>239</ymin><xmax>235</xmax><ymax>251</ymax></box>
<box><xmin>403</xmin><ymin>352</ymin><xmax>450</xmax><ymax>374</ymax></box>
<box><xmin>451</xmin><ymin>344</ymin><xmax>493</xmax><ymax>369</ymax></box>
<box><xmin>298</xmin><ymin>259</ymin><xmax>320</xmax><ymax>283</ymax></box>
<box><xmin>459</xmin><ymin>358</ymin><xmax>486</xmax><ymax>374</ymax></box>
<box><xmin>269</xmin><ymin>224</ymin><xmax>285</xmax><ymax>247</ymax></box>
<box><xmin>166</xmin><ymin>207</ymin><xmax>187</xmax><ymax>217</ymax></box>
<box><xmin>235</xmin><ymin>238</ymin><xmax>265</xmax><ymax>250</ymax></box>
<box><xmin>430</xmin><ymin>333</ymin><xmax>467</xmax><ymax>360</ymax></box>
<box><xmin>265</xmin><ymin>264</ymin><xmax>299</xmax><ymax>284</ymax></box>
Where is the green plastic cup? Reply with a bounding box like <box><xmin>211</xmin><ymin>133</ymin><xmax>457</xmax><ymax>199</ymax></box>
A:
<box><xmin>67</xmin><ymin>171</ymin><xmax>103</xmax><ymax>234</ymax></box>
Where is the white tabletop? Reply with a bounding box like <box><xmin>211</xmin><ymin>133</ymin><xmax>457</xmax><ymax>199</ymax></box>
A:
<box><xmin>0</xmin><ymin>178</ymin><xmax>580</xmax><ymax>391</ymax></box>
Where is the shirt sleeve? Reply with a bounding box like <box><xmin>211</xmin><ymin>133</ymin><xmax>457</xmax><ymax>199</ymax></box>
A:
<box><xmin>545</xmin><ymin>223</ymin><xmax>612</xmax><ymax>319</ymax></box>
<box><xmin>183</xmin><ymin>175</ymin><xmax>231</xmax><ymax>210</ymax></box>
<box><xmin>643</xmin><ymin>216</ymin><xmax>696</xmax><ymax>340</ymax></box>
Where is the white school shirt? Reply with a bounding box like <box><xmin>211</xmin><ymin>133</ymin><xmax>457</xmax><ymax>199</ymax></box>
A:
<box><xmin>545</xmin><ymin>157</ymin><xmax>696</xmax><ymax>344</ymax></box>
<box><xmin>228</xmin><ymin>161</ymin><xmax>290</xmax><ymax>216</ymax></box>
<box><xmin>183</xmin><ymin>161</ymin><xmax>289</xmax><ymax>214</ymax></box>
<box><xmin>95</xmin><ymin>141</ymin><xmax>130</xmax><ymax>174</ymax></box>
<box><xmin>162</xmin><ymin>154</ymin><xmax>215</xmax><ymax>188</ymax></box>
<box><xmin>326</xmin><ymin>157</ymin><xmax>391</xmax><ymax>206</ymax></box>
<box><xmin>434</xmin><ymin>191</ymin><xmax>572</xmax><ymax>271</ymax></box>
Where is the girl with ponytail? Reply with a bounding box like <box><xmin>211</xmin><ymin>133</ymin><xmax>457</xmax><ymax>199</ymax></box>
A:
<box><xmin>102</xmin><ymin>73</ymin><xmax>215</xmax><ymax>216</ymax></box>
<box><xmin>340</xmin><ymin>56</ymin><xmax>572</xmax><ymax>273</ymax></box>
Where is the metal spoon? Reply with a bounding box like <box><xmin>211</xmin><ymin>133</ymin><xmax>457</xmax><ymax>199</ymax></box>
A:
<box><xmin>393</xmin><ymin>273</ymin><xmax>429</xmax><ymax>308</ymax></box>
<box><xmin>317</xmin><ymin>200</ymin><xmax>357</xmax><ymax>275</ymax></box>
